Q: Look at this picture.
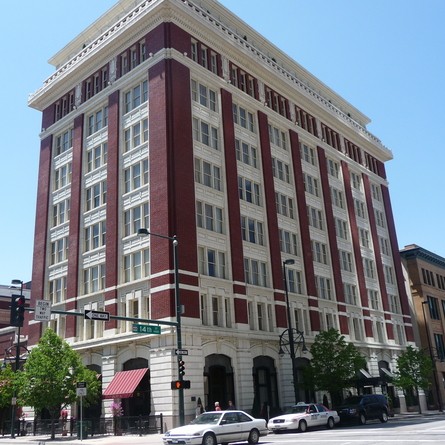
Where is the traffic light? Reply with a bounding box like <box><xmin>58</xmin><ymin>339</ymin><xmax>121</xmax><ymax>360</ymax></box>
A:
<box><xmin>10</xmin><ymin>294</ymin><xmax>26</xmax><ymax>327</ymax></box>
<box><xmin>171</xmin><ymin>380</ymin><xmax>191</xmax><ymax>390</ymax></box>
<box><xmin>179</xmin><ymin>360</ymin><xmax>185</xmax><ymax>376</ymax></box>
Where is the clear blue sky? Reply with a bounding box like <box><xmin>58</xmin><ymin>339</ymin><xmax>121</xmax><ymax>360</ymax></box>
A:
<box><xmin>1</xmin><ymin>0</ymin><xmax>444</xmax><ymax>285</ymax></box>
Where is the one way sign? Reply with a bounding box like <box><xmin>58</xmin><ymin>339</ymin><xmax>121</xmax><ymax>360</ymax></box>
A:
<box><xmin>84</xmin><ymin>310</ymin><xmax>110</xmax><ymax>321</ymax></box>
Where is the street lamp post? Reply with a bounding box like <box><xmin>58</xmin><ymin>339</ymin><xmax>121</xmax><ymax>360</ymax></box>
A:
<box><xmin>138</xmin><ymin>229</ymin><xmax>185</xmax><ymax>425</ymax></box>
<box><xmin>10</xmin><ymin>279</ymin><xmax>24</xmax><ymax>439</ymax></box>
<box><xmin>421</xmin><ymin>300</ymin><xmax>443</xmax><ymax>412</ymax></box>
<box><xmin>280</xmin><ymin>258</ymin><xmax>298</xmax><ymax>404</ymax></box>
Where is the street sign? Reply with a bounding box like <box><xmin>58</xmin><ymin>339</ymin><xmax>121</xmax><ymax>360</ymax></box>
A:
<box><xmin>175</xmin><ymin>349</ymin><xmax>189</xmax><ymax>356</ymax></box>
<box><xmin>84</xmin><ymin>310</ymin><xmax>110</xmax><ymax>321</ymax></box>
<box><xmin>35</xmin><ymin>299</ymin><xmax>51</xmax><ymax>321</ymax></box>
<box><xmin>132</xmin><ymin>324</ymin><xmax>161</xmax><ymax>334</ymax></box>
<box><xmin>76</xmin><ymin>382</ymin><xmax>87</xmax><ymax>397</ymax></box>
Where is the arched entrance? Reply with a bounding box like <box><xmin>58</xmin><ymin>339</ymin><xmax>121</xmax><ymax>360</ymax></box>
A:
<box><xmin>294</xmin><ymin>357</ymin><xmax>312</xmax><ymax>403</ymax></box>
<box><xmin>204</xmin><ymin>354</ymin><xmax>235</xmax><ymax>411</ymax></box>
<box><xmin>122</xmin><ymin>358</ymin><xmax>150</xmax><ymax>416</ymax></box>
<box><xmin>252</xmin><ymin>356</ymin><xmax>279</xmax><ymax>419</ymax></box>
<box><xmin>84</xmin><ymin>364</ymin><xmax>102</xmax><ymax>420</ymax></box>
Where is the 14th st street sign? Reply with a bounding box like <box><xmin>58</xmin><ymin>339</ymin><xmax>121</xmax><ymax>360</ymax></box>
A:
<box><xmin>132</xmin><ymin>324</ymin><xmax>161</xmax><ymax>334</ymax></box>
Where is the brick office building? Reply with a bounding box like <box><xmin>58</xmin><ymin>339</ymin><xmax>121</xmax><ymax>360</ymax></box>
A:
<box><xmin>27</xmin><ymin>0</ymin><xmax>414</xmax><ymax>425</ymax></box>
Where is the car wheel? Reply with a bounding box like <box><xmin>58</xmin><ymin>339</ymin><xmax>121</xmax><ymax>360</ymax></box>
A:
<box><xmin>248</xmin><ymin>428</ymin><xmax>260</xmax><ymax>444</ymax></box>
<box><xmin>380</xmin><ymin>411</ymin><xmax>388</xmax><ymax>423</ymax></box>
<box><xmin>203</xmin><ymin>432</ymin><xmax>216</xmax><ymax>445</ymax></box>
<box><xmin>359</xmin><ymin>413</ymin><xmax>366</xmax><ymax>425</ymax></box>
<box><xmin>327</xmin><ymin>417</ymin><xmax>335</xmax><ymax>429</ymax></box>
<box><xmin>298</xmin><ymin>420</ymin><xmax>307</xmax><ymax>433</ymax></box>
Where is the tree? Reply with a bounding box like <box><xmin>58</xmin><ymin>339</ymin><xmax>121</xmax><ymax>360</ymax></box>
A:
<box><xmin>0</xmin><ymin>364</ymin><xmax>16</xmax><ymax>428</ymax></box>
<box><xmin>16</xmin><ymin>328</ymin><xmax>101</xmax><ymax>439</ymax></box>
<box><xmin>304</xmin><ymin>328</ymin><xmax>366</xmax><ymax>408</ymax></box>
<box><xmin>392</xmin><ymin>346</ymin><xmax>433</xmax><ymax>414</ymax></box>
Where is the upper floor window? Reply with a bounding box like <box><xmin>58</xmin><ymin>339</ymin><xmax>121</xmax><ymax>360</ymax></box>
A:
<box><xmin>368</xmin><ymin>289</ymin><xmax>380</xmax><ymax>310</ymax></box>
<box><xmin>55</xmin><ymin>129</ymin><xmax>73</xmax><ymax>156</ymax></box>
<box><xmin>363</xmin><ymin>258</ymin><xmax>375</xmax><ymax>279</ymax></box>
<box><xmin>268</xmin><ymin>125</ymin><xmax>287</xmax><ymax>149</ymax></box>
<box><xmin>287</xmin><ymin>268</ymin><xmax>303</xmax><ymax>294</ymax></box>
<box><xmin>196</xmin><ymin>201</ymin><xmax>224</xmax><ymax>234</ymax></box>
<box><xmin>123</xmin><ymin>249</ymin><xmax>149</xmax><ymax>283</ymax></box>
<box><xmin>375</xmin><ymin>210</ymin><xmax>386</xmax><ymax>228</ymax></box>
<box><xmin>272</xmin><ymin>157</ymin><xmax>290</xmax><ymax>183</ymax></box>
<box><xmin>193</xmin><ymin>118</ymin><xmax>219</xmax><ymax>150</ymax></box>
<box><xmin>124</xmin><ymin>118</ymin><xmax>148</xmax><ymax>153</ymax></box>
<box><xmin>312</xmin><ymin>240</ymin><xmax>328</xmax><ymax>265</ymax></box>
<box><xmin>198</xmin><ymin>247</ymin><xmax>226</xmax><ymax>279</ymax></box>
<box><xmin>354</xmin><ymin>199</ymin><xmax>366</xmax><ymax>219</ymax></box>
<box><xmin>123</xmin><ymin>203</ymin><xmax>149</xmax><ymax>237</ymax></box>
<box><xmin>335</xmin><ymin>218</ymin><xmax>348</xmax><ymax>240</ymax></box>
<box><xmin>85</xmin><ymin>181</ymin><xmax>107</xmax><ymax>211</ymax></box>
<box><xmin>384</xmin><ymin>265</ymin><xmax>395</xmax><ymax>285</ymax></box>
<box><xmin>87</xmin><ymin>143</ymin><xmax>107</xmax><ymax>172</ymax></box>
<box><xmin>327</xmin><ymin>158</ymin><xmax>340</xmax><ymax>178</ymax></box>
<box><xmin>83</xmin><ymin>263</ymin><xmax>106</xmax><ymax>294</ymax></box>
<box><xmin>331</xmin><ymin>187</ymin><xmax>345</xmax><ymax>209</ymax></box>
<box><xmin>194</xmin><ymin>158</ymin><xmax>221</xmax><ymax>191</ymax></box>
<box><xmin>54</xmin><ymin>163</ymin><xmax>72</xmax><ymax>190</ymax></box>
<box><xmin>241</xmin><ymin>216</ymin><xmax>264</xmax><ymax>245</ymax></box>
<box><xmin>316</xmin><ymin>276</ymin><xmax>333</xmax><ymax>300</ymax></box>
<box><xmin>344</xmin><ymin>283</ymin><xmax>357</xmax><ymax>305</ymax></box>
<box><xmin>379</xmin><ymin>236</ymin><xmax>390</xmax><ymax>255</ymax></box>
<box><xmin>360</xmin><ymin>228</ymin><xmax>370</xmax><ymax>248</ymax></box>
<box><xmin>275</xmin><ymin>192</ymin><xmax>295</xmax><ymax>219</ymax></box>
<box><xmin>389</xmin><ymin>294</ymin><xmax>401</xmax><ymax>314</ymax></box>
<box><xmin>52</xmin><ymin>199</ymin><xmax>70</xmax><ymax>227</ymax></box>
<box><xmin>238</xmin><ymin>177</ymin><xmax>262</xmax><ymax>206</ymax></box>
<box><xmin>427</xmin><ymin>295</ymin><xmax>441</xmax><ymax>320</ymax></box>
<box><xmin>304</xmin><ymin>174</ymin><xmax>319</xmax><ymax>197</ymax></box>
<box><xmin>124</xmin><ymin>160</ymin><xmax>149</xmax><ymax>194</ymax></box>
<box><xmin>371</xmin><ymin>183</ymin><xmax>382</xmax><ymax>201</ymax></box>
<box><xmin>87</xmin><ymin>106</ymin><xmax>108</xmax><ymax>136</ymax></box>
<box><xmin>50</xmin><ymin>237</ymin><xmax>68</xmax><ymax>265</ymax></box>
<box><xmin>233</xmin><ymin>104</ymin><xmax>255</xmax><ymax>132</ymax></box>
<box><xmin>236</xmin><ymin>139</ymin><xmax>258</xmax><ymax>168</ymax></box>
<box><xmin>124</xmin><ymin>80</ymin><xmax>148</xmax><ymax>114</ymax></box>
<box><xmin>279</xmin><ymin>229</ymin><xmax>298</xmax><ymax>255</ymax></box>
<box><xmin>350</xmin><ymin>172</ymin><xmax>362</xmax><ymax>190</ymax></box>
<box><xmin>49</xmin><ymin>276</ymin><xmax>67</xmax><ymax>304</ymax></box>
<box><xmin>244</xmin><ymin>257</ymin><xmax>268</xmax><ymax>287</ymax></box>
<box><xmin>84</xmin><ymin>221</ymin><xmax>106</xmax><ymax>252</ymax></box>
<box><xmin>339</xmin><ymin>250</ymin><xmax>353</xmax><ymax>272</ymax></box>
<box><xmin>191</xmin><ymin>80</ymin><xmax>217</xmax><ymax>112</ymax></box>
<box><xmin>307</xmin><ymin>206</ymin><xmax>324</xmax><ymax>230</ymax></box>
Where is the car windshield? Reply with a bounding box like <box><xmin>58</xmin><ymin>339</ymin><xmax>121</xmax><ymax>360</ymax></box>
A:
<box><xmin>190</xmin><ymin>413</ymin><xmax>223</xmax><ymax>425</ymax></box>
<box><xmin>284</xmin><ymin>405</ymin><xmax>308</xmax><ymax>414</ymax></box>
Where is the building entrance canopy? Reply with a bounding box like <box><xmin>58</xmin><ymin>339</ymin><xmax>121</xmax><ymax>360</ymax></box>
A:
<box><xmin>102</xmin><ymin>368</ymin><xmax>148</xmax><ymax>399</ymax></box>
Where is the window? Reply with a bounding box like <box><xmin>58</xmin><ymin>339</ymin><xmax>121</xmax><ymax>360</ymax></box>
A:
<box><xmin>422</xmin><ymin>268</ymin><xmax>435</xmax><ymax>286</ymax></box>
<box><xmin>279</xmin><ymin>229</ymin><xmax>298</xmax><ymax>255</ymax></box>
<box><xmin>272</xmin><ymin>157</ymin><xmax>290</xmax><ymax>183</ymax></box>
<box><xmin>268</xmin><ymin>125</ymin><xmax>287</xmax><ymax>149</ymax></box>
<box><xmin>335</xmin><ymin>218</ymin><xmax>348</xmax><ymax>240</ymax></box>
<box><xmin>198</xmin><ymin>247</ymin><xmax>226</xmax><ymax>279</ymax></box>
<box><xmin>331</xmin><ymin>187</ymin><xmax>345</xmax><ymax>208</ymax></box>
<box><xmin>239</xmin><ymin>177</ymin><xmax>262</xmax><ymax>206</ymax></box>
<box><xmin>191</xmin><ymin>40</ymin><xmax>198</xmax><ymax>62</ymax></box>
<box><xmin>364</xmin><ymin>258</ymin><xmax>375</xmax><ymax>279</ymax></box>
<box><xmin>368</xmin><ymin>289</ymin><xmax>380</xmax><ymax>310</ymax></box>
<box><xmin>85</xmin><ymin>181</ymin><xmax>107</xmax><ymax>211</ymax></box>
<box><xmin>241</xmin><ymin>216</ymin><xmax>264</xmax><ymax>245</ymax></box>
<box><xmin>316</xmin><ymin>276</ymin><xmax>333</xmax><ymax>300</ymax></box>
<box><xmin>124</xmin><ymin>160</ymin><xmax>148</xmax><ymax>193</ymax></box>
<box><xmin>275</xmin><ymin>192</ymin><xmax>294</xmax><ymax>218</ymax></box>
<box><xmin>287</xmin><ymin>268</ymin><xmax>303</xmax><ymax>294</ymax></box>
<box><xmin>236</xmin><ymin>139</ymin><xmax>258</xmax><ymax>168</ymax></box>
<box><xmin>123</xmin><ymin>203</ymin><xmax>149</xmax><ymax>237</ymax></box>
<box><xmin>371</xmin><ymin>183</ymin><xmax>382</xmax><ymax>201</ymax></box>
<box><xmin>307</xmin><ymin>206</ymin><xmax>323</xmax><ymax>230</ymax></box>
<box><xmin>304</xmin><ymin>174</ymin><xmax>319</xmax><ymax>197</ymax></box>
<box><xmin>194</xmin><ymin>158</ymin><xmax>221</xmax><ymax>190</ymax></box>
<box><xmin>374</xmin><ymin>319</ymin><xmax>385</xmax><ymax>343</ymax></box>
<box><xmin>233</xmin><ymin>104</ymin><xmax>255</xmax><ymax>132</ymax></box>
<box><xmin>427</xmin><ymin>295</ymin><xmax>441</xmax><ymax>320</ymax></box>
<box><xmin>54</xmin><ymin>163</ymin><xmax>72</xmax><ymax>190</ymax></box>
<box><xmin>434</xmin><ymin>334</ymin><xmax>445</xmax><ymax>361</ymax></box>
<box><xmin>49</xmin><ymin>277</ymin><xmax>67</xmax><ymax>304</ymax></box>
<box><xmin>200</xmin><ymin>45</ymin><xmax>208</xmax><ymax>68</ymax></box>
<box><xmin>50</xmin><ymin>237</ymin><xmax>68</xmax><ymax>265</ymax></box>
<box><xmin>55</xmin><ymin>129</ymin><xmax>73</xmax><ymax>156</ymax></box>
<box><xmin>84</xmin><ymin>221</ymin><xmax>106</xmax><ymax>252</ymax></box>
<box><xmin>193</xmin><ymin>118</ymin><xmax>219</xmax><ymax>149</ymax></box>
<box><xmin>124</xmin><ymin>118</ymin><xmax>148</xmax><ymax>152</ymax></box>
<box><xmin>312</xmin><ymin>240</ymin><xmax>328</xmax><ymax>265</ymax></box>
<box><xmin>379</xmin><ymin>236</ymin><xmax>390</xmax><ymax>255</ymax></box>
<box><xmin>352</xmin><ymin>316</ymin><xmax>363</xmax><ymax>341</ymax></box>
<box><xmin>384</xmin><ymin>265</ymin><xmax>395</xmax><ymax>285</ymax></box>
<box><xmin>354</xmin><ymin>199</ymin><xmax>366</xmax><ymax>219</ymax></box>
<box><xmin>300</xmin><ymin>143</ymin><xmax>316</xmax><ymax>165</ymax></box>
<box><xmin>394</xmin><ymin>323</ymin><xmax>405</xmax><ymax>345</ymax></box>
<box><xmin>52</xmin><ymin>199</ymin><xmax>70</xmax><ymax>227</ymax></box>
<box><xmin>200</xmin><ymin>294</ymin><xmax>232</xmax><ymax>328</ymax></box>
<box><xmin>87</xmin><ymin>105</ymin><xmax>109</xmax><ymax>136</ymax></box>
<box><xmin>375</xmin><ymin>210</ymin><xmax>386</xmax><ymax>228</ymax></box>
<box><xmin>191</xmin><ymin>80</ymin><xmax>217</xmax><ymax>112</ymax></box>
<box><xmin>339</xmin><ymin>250</ymin><xmax>353</xmax><ymax>272</ymax></box>
<box><xmin>350</xmin><ymin>172</ymin><xmax>362</xmax><ymax>190</ymax></box>
<box><xmin>344</xmin><ymin>283</ymin><xmax>357</xmax><ymax>305</ymax></box>
<box><xmin>196</xmin><ymin>201</ymin><xmax>224</xmax><ymax>234</ymax></box>
<box><xmin>123</xmin><ymin>249</ymin><xmax>149</xmax><ymax>282</ymax></box>
<box><xmin>244</xmin><ymin>258</ymin><xmax>268</xmax><ymax>287</ymax></box>
<box><xmin>360</xmin><ymin>228</ymin><xmax>370</xmax><ymax>248</ymax></box>
<box><xmin>388</xmin><ymin>294</ymin><xmax>401</xmax><ymax>314</ymax></box>
<box><xmin>83</xmin><ymin>264</ymin><xmax>106</xmax><ymax>294</ymax></box>
<box><xmin>124</xmin><ymin>80</ymin><xmax>148</xmax><ymax>114</ymax></box>
<box><xmin>327</xmin><ymin>158</ymin><xmax>339</xmax><ymax>178</ymax></box>
<box><xmin>87</xmin><ymin>143</ymin><xmax>107</xmax><ymax>172</ymax></box>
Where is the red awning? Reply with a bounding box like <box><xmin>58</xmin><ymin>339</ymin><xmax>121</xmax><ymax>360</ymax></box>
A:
<box><xmin>102</xmin><ymin>368</ymin><xmax>148</xmax><ymax>399</ymax></box>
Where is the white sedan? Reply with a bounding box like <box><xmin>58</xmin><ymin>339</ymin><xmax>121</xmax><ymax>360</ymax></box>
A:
<box><xmin>163</xmin><ymin>410</ymin><xmax>268</xmax><ymax>445</ymax></box>
<box><xmin>268</xmin><ymin>403</ymin><xmax>340</xmax><ymax>433</ymax></box>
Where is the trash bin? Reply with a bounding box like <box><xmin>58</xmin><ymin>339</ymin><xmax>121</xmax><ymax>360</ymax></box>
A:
<box><xmin>77</xmin><ymin>421</ymin><xmax>90</xmax><ymax>439</ymax></box>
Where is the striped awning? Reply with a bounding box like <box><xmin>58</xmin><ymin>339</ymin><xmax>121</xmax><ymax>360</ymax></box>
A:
<box><xmin>102</xmin><ymin>368</ymin><xmax>148</xmax><ymax>399</ymax></box>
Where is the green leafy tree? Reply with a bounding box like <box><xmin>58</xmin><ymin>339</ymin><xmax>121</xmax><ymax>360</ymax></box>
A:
<box><xmin>0</xmin><ymin>364</ymin><xmax>16</xmax><ymax>427</ymax></box>
<box><xmin>392</xmin><ymin>346</ymin><xmax>433</xmax><ymax>414</ymax></box>
<box><xmin>304</xmin><ymin>328</ymin><xmax>366</xmax><ymax>408</ymax></box>
<box><xmin>16</xmin><ymin>328</ymin><xmax>100</xmax><ymax>439</ymax></box>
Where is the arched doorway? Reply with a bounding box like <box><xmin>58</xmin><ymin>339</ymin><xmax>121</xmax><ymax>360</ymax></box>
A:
<box><xmin>204</xmin><ymin>354</ymin><xmax>235</xmax><ymax>411</ymax></box>
<box><xmin>252</xmin><ymin>356</ymin><xmax>279</xmax><ymax>419</ymax></box>
<box><xmin>122</xmin><ymin>358</ymin><xmax>150</xmax><ymax>417</ymax></box>
<box><xmin>84</xmin><ymin>364</ymin><xmax>102</xmax><ymax>420</ymax></box>
<box><xmin>294</xmin><ymin>357</ymin><xmax>312</xmax><ymax>403</ymax></box>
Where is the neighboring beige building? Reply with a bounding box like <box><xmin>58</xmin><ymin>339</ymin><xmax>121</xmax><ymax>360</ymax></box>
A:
<box><xmin>400</xmin><ymin>244</ymin><xmax>445</xmax><ymax>411</ymax></box>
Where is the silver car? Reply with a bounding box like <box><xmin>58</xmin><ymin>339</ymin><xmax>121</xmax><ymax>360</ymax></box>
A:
<box><xmin>163</xmin><ymin>410</ymin><xmax>268</xmax><ymax>445</ymax></box>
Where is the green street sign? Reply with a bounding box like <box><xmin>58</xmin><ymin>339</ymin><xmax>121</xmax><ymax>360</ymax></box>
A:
<box><xmin>132</xmin><ymin>324</ymin><xmax>161</xmax><ymax>335</ymax></box>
